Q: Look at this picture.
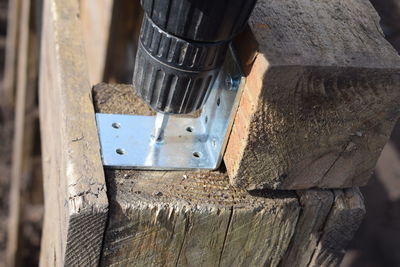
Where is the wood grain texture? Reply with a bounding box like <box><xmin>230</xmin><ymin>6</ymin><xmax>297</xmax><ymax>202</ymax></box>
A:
<box><xmin>39</xmin><ymin>0</ymin><xmax>108</xmax><ymax>266</ymax></box>
<box><xmin>225</xmin><ymin>0</ymin><xmax>400</xmax><ymax>190</ymax></box>
<box><xmin>281</xmin><ymin>189</ymin><xmax>365</xmax><ymax>267</ymax></box>
<box><xmin>101</xmin><ymin>170</ymin><xmax>299</xmax><ymax>267</ymax></box>
<box><xmin>79</xmin><ymin>0</ymin><xmax>113</xmax><ymax>85</ymax></box>
<box><xmin>94</xmin><ymin>84</ymin><xmax>301</xmax><ymax>267</ymax></box>
<box><xmin>309</xmin><ymin>188</ymin><xmax>365</xmax><ymax>266</ymax></box>
<box><xmin>281</xmin><ymin>190</ymin><xmax>334</xmax><ymax>266</ymax></box>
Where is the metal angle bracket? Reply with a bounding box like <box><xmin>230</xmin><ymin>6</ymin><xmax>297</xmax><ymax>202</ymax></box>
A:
<box><xmin>95</xmin><ymin>47</ymin><xmax>245</xmax><ymax>170</ymax></box>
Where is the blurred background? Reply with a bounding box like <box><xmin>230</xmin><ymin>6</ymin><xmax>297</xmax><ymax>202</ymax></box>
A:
<box><xmin>0</xmin><ymin>0</ymin><xmax>400</xmax><ymax>266</ymax></box>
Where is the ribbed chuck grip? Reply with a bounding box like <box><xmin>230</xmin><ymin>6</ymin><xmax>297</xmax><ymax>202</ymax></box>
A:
<box><xmin>133</xmin><ymin>15</ymin><xmax>228</xmax><ymax>114</ymax></box>
<box><xmin>133</xmin><ymin>0</ymin><xmax>257</xmax><ymax>114</ymax></box>
<box><xmin>140</xmin><ymin>0</ymin><xmax>257</xmax><ymax>42</ymax></box>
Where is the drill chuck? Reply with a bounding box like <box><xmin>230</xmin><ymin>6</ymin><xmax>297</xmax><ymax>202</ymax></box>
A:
<box><xmin>133</xmin><ymin>0</ymin><xmax>257</xmax><ymax>115</ymax></box>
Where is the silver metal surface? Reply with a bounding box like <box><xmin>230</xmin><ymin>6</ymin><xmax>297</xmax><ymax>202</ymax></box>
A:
<box><xmin>96</xmin><ymin>47</ymin><xmax>244</xmax><ymax>170</ymax></box>
<box><xmin>152</xmin><ymin>112</ymin><xmax>169</xmax><ymax>143</ymax></box>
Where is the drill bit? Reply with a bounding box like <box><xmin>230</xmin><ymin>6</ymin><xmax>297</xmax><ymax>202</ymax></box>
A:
<box><xmin>152</xmin><ymin>112</ymin><xmax>169</xmax><ymax>143</ymax></box>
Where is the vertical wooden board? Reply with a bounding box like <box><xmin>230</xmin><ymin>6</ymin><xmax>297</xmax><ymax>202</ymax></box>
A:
<box><xmin>309</xmin><ymin>188</ymin><xmax>365</xmax><ymax>266</ymax></box>
<box><xmin>79</xmin><ymin>0</ymin><xmax>113</xmax><ymax>85</ymax></box>
<box><xmin>39</xmin><ymin>0</ymin><xmax>108</xmax><ymax>266</ymax></box>
<box><xmin>281</xmin><ymin>190</ymin><xmax>334</xmax><ymax>266</ymax></box>
<box><xmin>39</xmin><ymin>1</ymin><xmax>68</xmax><ymax>264</ymax></box>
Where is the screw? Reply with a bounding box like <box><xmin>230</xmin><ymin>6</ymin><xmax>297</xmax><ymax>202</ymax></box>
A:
<box><xmin>225</xmin><ymin>75</ymin><xmax>240</xmax><ymax>91</ymax></box>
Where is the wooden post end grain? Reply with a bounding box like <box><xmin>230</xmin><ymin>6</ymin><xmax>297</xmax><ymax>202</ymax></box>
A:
<box><xmin>225</xmin><ymin>0</ymin><xmax>400</xmax><ymax>190</ymax></box>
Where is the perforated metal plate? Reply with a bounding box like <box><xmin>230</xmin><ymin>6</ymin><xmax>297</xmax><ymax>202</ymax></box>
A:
<box><xmin>96</xmin><ymin>48</ymin><xmax>244</xmax><ymax>170</ymax></box>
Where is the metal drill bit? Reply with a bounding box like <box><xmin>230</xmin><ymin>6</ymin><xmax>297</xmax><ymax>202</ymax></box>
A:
<box><xmin>152</xmin><ymin>112</ymin><xmax>169</xmax><ymax>143</ymax></box>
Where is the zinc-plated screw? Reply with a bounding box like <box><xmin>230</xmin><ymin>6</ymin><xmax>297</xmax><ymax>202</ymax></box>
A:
<box><xmin>225</xmin><ymin>75</ymin><xmax>240</xmax><ymax>91</ymax></box>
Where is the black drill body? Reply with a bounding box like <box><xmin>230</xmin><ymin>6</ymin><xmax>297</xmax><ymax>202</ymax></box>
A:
<box><xmin>133</xmin><ymin>0</ymin><xmax>257</xmax><ymax>115</ymax></box>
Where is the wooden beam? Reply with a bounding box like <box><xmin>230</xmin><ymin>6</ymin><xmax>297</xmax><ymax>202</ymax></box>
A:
<box><xmin>39</xmin><ymin>0</ymin><xmax>108</xmax><ymax>266</ymax></box>
<box><xmin>225</xmin><ymin>0</ymin><xmax>400</xmax><ymax>190</ymax></box>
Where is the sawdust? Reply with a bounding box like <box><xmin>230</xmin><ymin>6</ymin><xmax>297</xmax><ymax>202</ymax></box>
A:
<box><xmin>93</xmin><ymin>83</ymin><xmax>155</xmax><ymax>115</ymax></box>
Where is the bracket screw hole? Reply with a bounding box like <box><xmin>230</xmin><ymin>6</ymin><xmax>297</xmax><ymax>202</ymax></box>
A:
<box><xmin>205</xmin><ymin>116</ymin><xmax>208</xmax><ymax>124</ymax></box>
<box><xmin>186</xmin><ymin>126</ymin><xmax>194</xmax><ymax>133</ymax></box>
<box><xmin>193</xmin><ymin>152</ymin><xmax>202</xmax><ymax>158</ymax></box>
<box><xmin>112</xmin><ymin>123</ymin><xmax>121</xmax><ymax>129</ymax></box>
<box><xmin>217</xmin><ymin>98</ymin><xmax>221</xmax><ymax>107</ymax></box>
<box><xmin>116</xmin><ymin>148</ymin><xmax>125</xmax><ymax>155</ymax></box>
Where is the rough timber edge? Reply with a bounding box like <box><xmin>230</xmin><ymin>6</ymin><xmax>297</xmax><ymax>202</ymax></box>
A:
<box><xmin>39</xmin><ymin>0</ymin><xmax>108</xmax><ymax>266</ymax></box>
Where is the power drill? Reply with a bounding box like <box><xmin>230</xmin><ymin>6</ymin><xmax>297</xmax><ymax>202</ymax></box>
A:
<box><xmin>133</xmin><ymin>0</ymin><xmax>257</xmax><ymax>142</ymax></box>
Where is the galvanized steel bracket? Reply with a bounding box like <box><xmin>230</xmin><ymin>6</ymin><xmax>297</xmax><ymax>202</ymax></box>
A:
<box><xmin>95</xmin><ymin>47</ymin><xmax>244</xmax><ymax>170</ymax></box>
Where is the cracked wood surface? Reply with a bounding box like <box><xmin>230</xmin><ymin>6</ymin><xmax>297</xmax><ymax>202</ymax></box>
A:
<box><xmin>281</xmin><ymin>190</ymin><xmax>334</xmax><ymax>266</ymax></box>
<box><xmin>101</xmin><ymin>170</ymin><xmax>299</xmax><ymax>267</ymax></box>
<box><xmin>39</xmin><ymin>0</ymin><xmax>108</xmax><ymax>266</ymax></box>
<box><xmin>281</xmin><ymin>188</ymin><xmax>365</xmax><ymax>267</ymax></box>
<box><xmin>309</xmin><ymin>188</ymin><xmax>365</xmax><ymax>266</ymax></box>
<box><xmin>94</xmin><ymin>83</ymin><xmax>365</xmax><ymax>267</ymax></box>
<box><xmin>225</xmin><ymin>0</ymin><xmax>400</xmax><ymax>190</ymax></box>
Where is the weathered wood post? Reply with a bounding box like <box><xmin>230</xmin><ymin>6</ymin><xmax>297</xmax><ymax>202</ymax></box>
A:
<box><xmin>39</xmin><ymin>0</ymin><xmax>109</xmax><ymax>266</ymax></box>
